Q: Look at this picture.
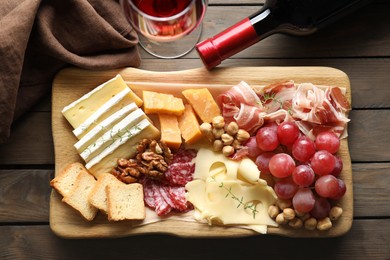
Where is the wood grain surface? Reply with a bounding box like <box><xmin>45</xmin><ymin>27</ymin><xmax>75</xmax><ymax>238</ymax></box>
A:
<box><xmin>1</xmin><ymin>1</ymin><xmax>389</xmax><ymax>259</ymax></box>
<box><xmin>51</xmin><ymin>67</ymin><xmax>352</xmax><ymax>238</ymax></box>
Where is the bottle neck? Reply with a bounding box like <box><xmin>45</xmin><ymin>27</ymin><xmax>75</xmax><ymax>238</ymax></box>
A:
<box><xmin>196</xmin><ymin>7</ymin><xmax>277</xmax><ymax>70</ymax></box>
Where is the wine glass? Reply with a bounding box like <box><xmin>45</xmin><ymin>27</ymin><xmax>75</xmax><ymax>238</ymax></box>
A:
<box><xmin>120</xmin><ymin>0</ymin><xmax>208</xmax><ymax>59</ymax></box>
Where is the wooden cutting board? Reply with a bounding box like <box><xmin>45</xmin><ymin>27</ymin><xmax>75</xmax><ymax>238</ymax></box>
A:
<box><xmin>51</xmin><ymin>66</ymin><xmax>352</xmax><ymax>238</ymax></box>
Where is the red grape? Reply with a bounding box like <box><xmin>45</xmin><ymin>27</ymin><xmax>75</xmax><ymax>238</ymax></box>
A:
<box><xmin>311</xmin><ymin>150</ymin><xmax>336</xmax><ymax>176</ymax></box>
<box><xmin>292</xmin><ymin>164</ymin><xmax>315</xmax><ymax>187</ymax></box>
<box><xmin>244</xmin><ymin>136</ymin><xmax>263</xmax><ymax>159</ymax></box>
<box><xmin>329</xmin><ymin>178</ymin><xmax>347</xmax><ymax>200</ymax></box>
<box><xmin>310</xmin><ymin>197</ymin><xmax>331</xmax><ymax>219</ymax></box>
<box><xmin>263</xmin><ymin>122</ymin><xmax>278</xmax><ymax>131</ymax></box>
<box><xmin>292</xmin><ymin>136</ymin><xmax>316</xmax><ymax>162</ymax></box>
<box><xmin>315</xmin><ymin>175</ymin><xmax>340</xmax><ymax>198</ymax></box>
<box><xmin>269</xmin><ymin>153</ymin><xmax>296</xmax><ymax>178</ymax></box>
<box><xmin>315</xmin><ymin>131</ymin><xmax>340</xmax><ymax>154</ymax></box>
<box><xmin>256</xmin><ymin>126</ymin><xmax>279</xmax><ymax>151</ymax></box>
<box><xmin>292</xmin><ymin>188</ymin><xmax>315</xmax><ymax>213</ymax></box>
<box><xmin>277</xmin><ymin>121</ymin><xmax>300</xmax><ymax>146</ymax></box>
<box><xmin>255</xmin><ymin>152</ymin><xmax>275</xmax><ymax>174</ymax></box>
<box><xmin>329</xmin><ymin>156</ymin><xmax>343</xmax><ymax>177</ymax></box>
<box><xmin>274</xmin><ymin>179</ymin><xmax>298</xmax><ymax>200</ymax></box>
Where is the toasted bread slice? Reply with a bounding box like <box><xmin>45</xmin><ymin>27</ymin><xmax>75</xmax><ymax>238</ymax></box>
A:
<box><xmin>50</xmin><ymin>162</ymin><xmax>85</xmax><ymax>197</ymax></box>
<box><xmin>88</xmin><ymin>173</ymin><xmax>119</xmax><ymax>213</ymax></box>
<box><xmin>62</xmin><ymin>170</ymin><xmax>98</xmax><ymax>221</ymax></box>
<box><xmin>106</xmin><ymin>182</ymin><xmax>145</xmax><ymax>221</ymax></box>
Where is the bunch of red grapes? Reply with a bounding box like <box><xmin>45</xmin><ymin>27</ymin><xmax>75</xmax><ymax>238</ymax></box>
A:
<box><xmin>245</xmin><ymin>121</ymin><xmax>346</xmax><ymax>220</ymax></box>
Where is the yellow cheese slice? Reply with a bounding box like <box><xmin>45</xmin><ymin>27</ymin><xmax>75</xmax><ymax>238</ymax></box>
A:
<box><xmin>185</xmin><ymin>147</ymin><xmax>278</xmax><ymax>233</ymax></box>
<box><xmin>202</xmin><ymin>180</ymin><xmax>277</xmax><ymax>226</ymax></box>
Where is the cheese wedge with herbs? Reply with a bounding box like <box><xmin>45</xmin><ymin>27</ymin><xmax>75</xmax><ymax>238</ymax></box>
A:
<box><xmin>62</xmin><ymin>74</ymin><xmax>142</xmax><ymax>129</ymax></box>
<box><xmin>86</xmin><ymin>119</ymin><xmax>160</xmax><ymax>178</ymax></box>
<box><xmin>80</xmin><ymin>108</ymin><xmax>147</xmax><ymax>162</ymax></box>
<box><xmin>74</xmin><ymin>103</ymin><xmax>138</xmax><ymax>153</ymax></box>
<box><xmin>73</xmin><ymin>88</ymin><xmax>141</xmax><ymax>139</ymax></box>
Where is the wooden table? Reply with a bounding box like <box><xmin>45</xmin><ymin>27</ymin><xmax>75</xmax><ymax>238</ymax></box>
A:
<box><xmin>1</xmin><ymin>1</ymin><xmax>389</xmax><ymax>259</ymax></box>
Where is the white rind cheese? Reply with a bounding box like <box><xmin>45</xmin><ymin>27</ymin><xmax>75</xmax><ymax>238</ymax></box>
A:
<box><xmin>74</xmin><ymin>103</ymin><xmax>138</xmax><ymax>153</ymax></box>
<box><xmin>62</xmin><ymin>74</ymin><xmax>143</xmax><ymax>129</ymax></box>
<box><xmin>80</xmin><ymin>108</ymin><xmax>147</xmax><ymax>162</ymax></box>
<box><xmin>86</xmin><ymin>119</ymin><xmax>160</xmax><ymax>179</ymax></box>
<box><xmin>73</xmin><ymin>88</ymin><xmax>140</xmax><ymax>139</ymax></box>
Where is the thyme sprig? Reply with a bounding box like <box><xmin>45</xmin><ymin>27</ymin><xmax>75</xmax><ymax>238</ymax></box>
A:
<box><xmin>259</xmin><ymin>92</ymin><xmax>293</xmax><ymax>115</ymax></box>
<box><xmin>83</xmin><ymin>124</ymin><xmax>142</xmax><ymax>157</ymax></box>
<box><xmin>218</xmin><ymin>181</ymin><xmax>259</xmax><ymax>219</ymax></box>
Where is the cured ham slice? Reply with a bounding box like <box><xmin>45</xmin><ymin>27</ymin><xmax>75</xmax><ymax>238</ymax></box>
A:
<box><xmin>233</xmin><ymin>103</ymin><xmax>265</xmax><ymax>134</ymax></box>
<box><xmin>260</xmin><ymin>80</ymin><xmax>296</xmax><ymax>113</ymax></box>
<box><xmin>217</xmin><ymin>81</ymin><xmax>262</xmax><ymax>108</ymax></box>
<box><xmin>291</xmin><ymin>83</ymin><xmax>350</xmax><ymax>138</ymax></box>
<box><xmin>218</xmin><ymin>81</ymin><xmax>264</xmax><ymax>134</ymax></box>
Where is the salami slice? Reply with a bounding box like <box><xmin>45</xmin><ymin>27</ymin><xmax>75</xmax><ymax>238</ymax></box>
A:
<box><xmin>152</xmin><ymin>184</ymin><xmax>172</xmax><ymax>216</ymax></box>
<box><xmin>143</xmin><ymin>181</ymin><xmax>156</xmax><ymax>208</ymax></box>
<box><xmin>159</xmin><ymin>185</ymin><xmax>176</xmax><ymax>208</ymax></box>
<box><xmin>168</xmin><ymin>186</ymin><xmax>190</xmax><ymax>212</ymax></box>
<box><xmin>170</xmin><ymin>149</ymin><xmax>198</xmax><ymax>164</ymax></box>
<box><xmin>165</xmin><ymin>162</ymin><xmax>195</xmax><ymax>186</ymax></box>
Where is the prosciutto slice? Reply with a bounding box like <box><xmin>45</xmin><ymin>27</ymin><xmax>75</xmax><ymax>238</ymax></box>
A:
<box><xmin>292</xmin><ymin>84</ymin><xmax>350</xmax><ymax>123</ymax></box>
<box><xmin>217</xmin><ymin>81</ymin><xmax>262</xmax><ymax>108</ymax></box>
<box><xmin>218</xmin><ymin>81</ymin><xmax>264</xmax><ymax>134</ymax></box>
<box><xmin>291</xmin><ymin>83</ymin><xmax>351</xmax><ymax>139</ymax></box>
<box><xmin>260</xmin><ymin>80</ymin><xmax>296</xmax><ymax>113</ymax></box>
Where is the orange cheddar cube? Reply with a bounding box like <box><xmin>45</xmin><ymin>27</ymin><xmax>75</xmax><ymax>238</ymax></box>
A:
<box><xmin>158</xmin><ymin>114</ymin><xmax>182</xmax><ymax>150</ymax></box>
<box><xmin>178</xmin><ymin>105</ymin><xmax>203</xmax><ymax>145</ymax></box>
<box><xmin>143</xmin><ymin>91</ymin><xmax>185</xmax><ymax>116</ymax></box>
<box><xmin>182</xmin><ymin>88</ymin><xmax>221</xmax><ymax>123</ymax></box>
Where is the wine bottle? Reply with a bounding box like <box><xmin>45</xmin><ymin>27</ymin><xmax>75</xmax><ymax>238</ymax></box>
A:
<box><xmin>196</xmin><ymin>0</ymin><xmax>372</xmax><ymax>69</ymax></box>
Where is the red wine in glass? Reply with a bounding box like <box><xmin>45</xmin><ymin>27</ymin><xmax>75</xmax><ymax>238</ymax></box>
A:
<box><xmin>121</xmin><ymin>0</ymin><xmax>208</xmax><ymax>58</ymax></box>
<box><xmin>132</xmin><ymin>0</ymin><xmax>192</xmax><ymax>17</ymax></box>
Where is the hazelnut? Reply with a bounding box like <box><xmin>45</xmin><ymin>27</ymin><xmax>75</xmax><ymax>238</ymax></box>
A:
<box><xmin>221</xmin><ymin>133</ymin><xmax>234</xmax><ymax>145</ymax></box>
<box><xmin>317</xmin><ymin>217</ymin><xmax>332</xmax><ymax>231</ymax></box>
<box><xmin>213</xmin><ymin>139</ymin><xmax>224</xmax><ymax>152</ymax></box>
<box><xmin>232</xmin><ymin>139</ymin><xmax>242</xmax><ymax>149</ymax></box>
<box><xmin>304</xmin><ymin>217</ymin><xmax>318</xmax><ymax>230</ymax></box>
<box><xmin>329</xmin><ymin>206</ymin><xmax>343</xmax><ymax>221</ymax></box>
<box><xmin>212</xmin><ymin>127</ymin><xmax>225</xmax><ymax>139</ymax></box>
<box><xmin>289</xmin><ymin>218</ymin><xmax>303</xmax><ymax>229</ymax></box>
<box><xmin>222</xmin><ymin>145</ymin><xmax>235</xmax><ymax>157</ymax></box>
<box><xmin>200</xmin><ymin>122</ymin><xmax>214</xmax><ymax>142</ymax></box>
<box><xmin>275</xmin><ymin>213</ymin><xmax>287</xmax><ymax>224</ymax></box>
<box><xmin>236</xmin><ymin>129</ymin><xmax>250</xmax><ymax>142</ymax></box>
<box><xmin>212</xmin><ymin>116</ymin><xmax>225</xmax><ymax>129</ymax></box>
<box><xmin>268</xmin><ymin>205</ymin><xmax>280</xmax><ymax>219</ymax></box>
<box><xmin>226</xmin><ymin>122</ymin><xmax>239</xmax><ymax>136</ymax></box>
<box><xmin>277</xmin><ymin>199</ymin><xmax>292</xmax><ymax>210</ymax></box>
<box><xmin>283</xmin><ymin>208</ymin><xmax>296</xmax><ymax>220</ymax></box>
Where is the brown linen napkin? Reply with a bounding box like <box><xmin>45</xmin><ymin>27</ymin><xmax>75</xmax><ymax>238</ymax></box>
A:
<box><xmin>0</xmin><ymin>0</ymin><xmax>141</xmax><ymax>144</ymax></box>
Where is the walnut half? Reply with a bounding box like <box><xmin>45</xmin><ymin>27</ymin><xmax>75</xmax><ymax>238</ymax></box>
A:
<box><xmin>111</xmin><ymin>139</ymin><xmax>173</xmax><ymax>184</ymax></box>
